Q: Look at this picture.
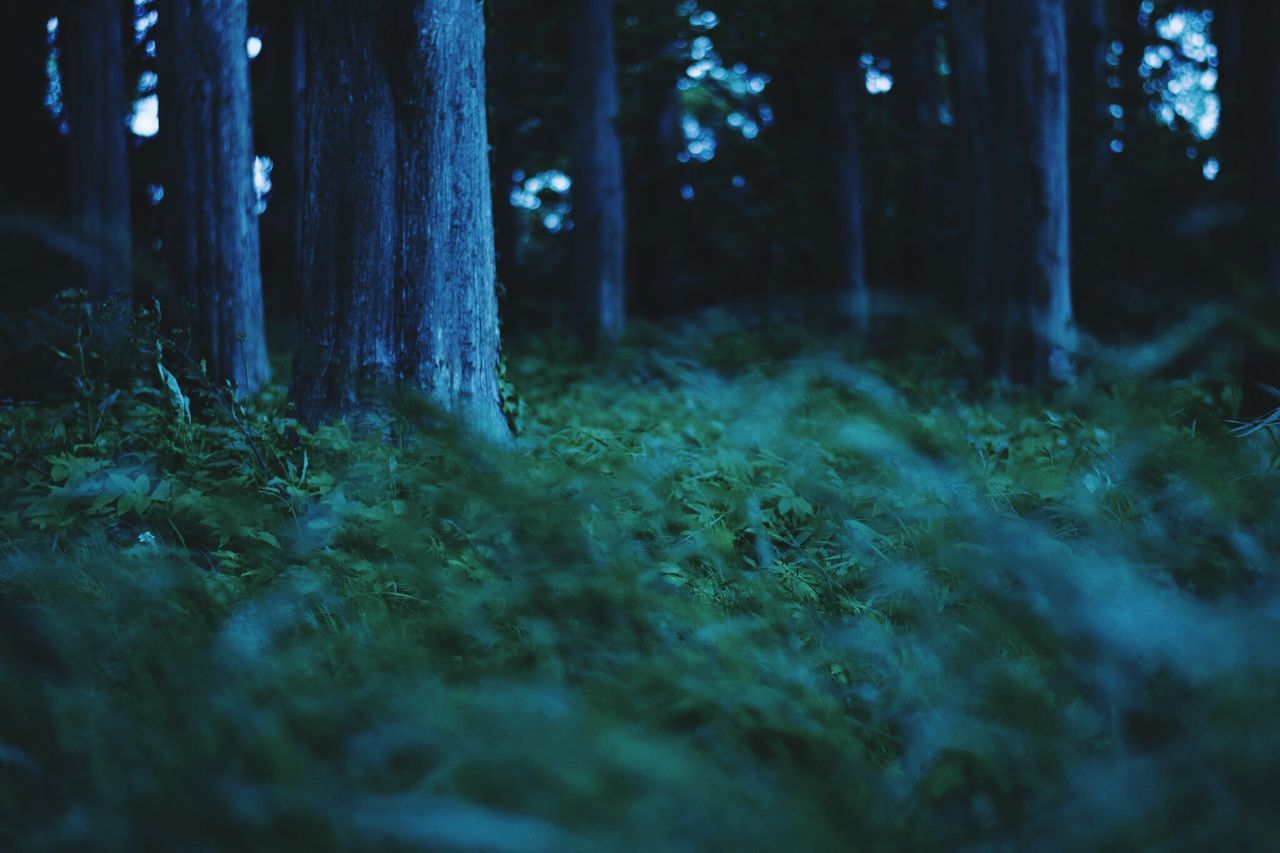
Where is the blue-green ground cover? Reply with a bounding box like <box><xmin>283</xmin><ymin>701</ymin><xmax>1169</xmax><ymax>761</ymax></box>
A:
<box><xmin>2</xmin><ymin>308</ymin><xmax>1278</xmax><ymax>850</ymax></box>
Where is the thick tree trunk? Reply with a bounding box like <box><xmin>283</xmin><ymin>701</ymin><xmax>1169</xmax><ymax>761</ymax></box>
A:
<box><xmin>291</xmin><ymin>0</ymin><xmax>508</xmax><ymax>440</ymax></box>
<box><xmin>986</xmin><ymin>0</ymin><xmax>1076</xmax><ymax>384</ymax></box>
<box><xmin>568</xmin><ymin>0</ymin><xmax>626</xmax><ymax>340</ymax></box>
<box><xmin>61</xmin><ymin>0</ymin><xmax>133</xmax><ymax>312</ymax></box>
<box><xmin>290</xmin><ymin>3</ymin><xmax>397</xmax><ymax>419</ymax></box>
<box><xmin>159</xmin><ymin>0</ymin><xmax>270</xmax><ymax>392</ymax></box>
<box><xmin>948</xmin><ymin>0</ymin><xmax>994</xmax><ymax>332</ymax></box>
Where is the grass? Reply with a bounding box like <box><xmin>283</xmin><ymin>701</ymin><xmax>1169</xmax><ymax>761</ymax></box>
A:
<box><xmin>2</xmin><ymin>308</ymin><xmax>1278</xmax><ymax>850</ymax></box>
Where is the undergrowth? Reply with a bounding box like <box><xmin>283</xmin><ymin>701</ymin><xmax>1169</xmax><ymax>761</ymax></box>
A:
<box><xmin>2</xmin><ymin>303</ymin><xmax>1278</xmax><ymax>850</ymax></box>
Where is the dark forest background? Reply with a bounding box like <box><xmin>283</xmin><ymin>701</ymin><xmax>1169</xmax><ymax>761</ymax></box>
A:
<box><xmin>2</xmin><ymin>1</ymin><xmax>1280</xmax><ymax>850</ymax></box>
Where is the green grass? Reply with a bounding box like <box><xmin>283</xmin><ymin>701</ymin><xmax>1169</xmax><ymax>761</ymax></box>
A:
<box><xmin>2</xmin><ymin>310</ymin><xmax>1278</xmax><ymax>850</ymax></box>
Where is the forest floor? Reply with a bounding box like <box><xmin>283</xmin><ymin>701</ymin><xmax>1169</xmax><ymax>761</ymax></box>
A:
<box><xmin>2</xmin><ymin>309</ymin><xmax>1279</xmax><ymax>850</ymax></box>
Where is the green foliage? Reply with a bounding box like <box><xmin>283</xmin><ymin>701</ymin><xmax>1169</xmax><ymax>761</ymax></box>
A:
<box><xmin>2</xmin><ymin>311</ymin><xmax>1278</xmax><ymax>850</ymax></box>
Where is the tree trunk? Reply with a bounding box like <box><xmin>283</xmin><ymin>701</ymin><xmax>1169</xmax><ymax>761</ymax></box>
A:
<box><xmin>254</xmin><ymin>0</ymin><xmax>306</xmax><ymax>316</ymax></box>
<box><xmin>159</xmin><ymin>0</ymin><xmax>270</xmax><ymax>392</ymax></box>
<box><xmin>61</xmin><ymin>0</ymin><xmax>133</xmax><ymax>313</ymax></box>
<box><xmin>831</xmin><ymin>52</ymin><xmax>870</xmax><ymax>330</ymax></box>
<box><xmin>291</xmin><ymin>0</ymin><xmax>509</xmax><ymax>440</ymax></box>
<box><xmin>568</xmin><ymin>0</ymin><xmax>626</xmax><ymax>340</ymax></box>
<box><xmin>948</xmin><ymin>0</ymin><xmax>994</xmax><ymax>332</ymax></box>
<box><xmin>986</xmin><ymin>0</ymin><xmax>1075</xmax><ymax>384</ymax></box>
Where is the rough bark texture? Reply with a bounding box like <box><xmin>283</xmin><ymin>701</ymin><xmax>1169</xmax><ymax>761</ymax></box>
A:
<box><xmin>159</xmin><ymin>0</ymin><xmax>270</xmax><ymax>393</ymax></box>
<box><xmin>948</xmin><ymin>0</ymin><xmax>994</xmax><ymax>331</ymax></box>
<box><xmin>61</xmin><ymin>0</ymin><xmax>133</xmax><ymax>310</ymax></box>
<box><xmin>291</xmin><ymin>0</ymin><xmax>508</xmax><ymax>441</ymax></box>
<box><xmin>986</xmin><ymin>0</ymin><xmax>1076</xmax><ymax>384</ymax></box>
<box><xmin>569</xmin><ymin>0</ymin><xmax>627</xmax><ymax>340</ymax></box>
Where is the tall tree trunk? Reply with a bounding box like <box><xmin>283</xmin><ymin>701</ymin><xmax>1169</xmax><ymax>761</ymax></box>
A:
<box><xmin>948</xmin><ymin>0</ymin><xmax>994</xmax><ymax>332</ymax></box>
<box><xmin>254</xmin><ymin>0</ymin><xmax>306</xmax><ymax>316</ymax></box>
<box><xmin>291</xmin><ymin>0</ymin><xmax>508</xmax><ymax>440</ymax></box>
<box><xmin>61</xmin><ymin>0</ymin><xmax>133</xmax><ymax>313</ymax></box>
<box><xmin>986</xmin><ymin>0</ymin><xmax>1075</xmax><ymax>384</ymax></box>
<box><xmin>158</xmin><ymin>0</ymin><xmax>270</xmax><ymax>392</ymax></box>
<box><xmin>568</xmin><ymin>0</ymin><xmax>626</xmax><ymax>340</ymax></box>
<box><xmin>831</xmin><ymin>52</ymin><xmax>870</xmax><ymax>330</ymax></box>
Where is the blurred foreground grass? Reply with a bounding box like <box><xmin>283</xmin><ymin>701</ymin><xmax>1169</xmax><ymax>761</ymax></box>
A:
<box><xmin>2</xmin><ymin>310</ymin><xmax>1278</xmax><ymax>850</ymax></box>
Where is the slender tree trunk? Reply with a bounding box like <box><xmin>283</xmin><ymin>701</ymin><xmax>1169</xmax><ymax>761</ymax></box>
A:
<box><xmin>255</xmin><ymin>0</ymin><xmax>306</xmax><ymax>315</ymax></box>
<box><xmin>986</xmin><ymin>0</ymin><xmax>1075</xmax><ymax>384</ymax></box>
<box><xmin>159</xmin><ymin>0</ymin><xmax>270</xmax><ymax>392</ymax></box>
<box><xmin>568</xmin><ymin>0</ymin><xmax>626</xmax><ymax>340</ymax></box>
<box><xmin>832</xmin><ymin>52</ymin><xmax>870</xmax><ymax>330</ymax></box>
<box><xmin>61</xmin><ymin>0</ymin><xmax>133</xmax><ymax>313</ymax></box>
<box><xmin>291</xmin><ymin>0</ymin><xmax>508</xmax><ymax>440</ymax></box>
<box><xmin>948</xmin><ymin>0</ymin><xmax>993</xmax><ymax>332</ymax></box>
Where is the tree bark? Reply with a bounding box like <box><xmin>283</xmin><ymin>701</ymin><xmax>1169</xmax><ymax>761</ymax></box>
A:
<box><xmin>291</xmin><ymin>0</ymin><xmax>509</xmax><ymax>440</ymax></box>
<box><xmin>61</xmin><ymin>0</ymin><xmax>133</xmax><ymax>312</ymax></box>
<box><xmin>159</xmin><ymin>0</ymin><xmax>270</xmax><ymax>392</ymax></box>
<box><xmin>986</xmin><ymin>0</ymin><xmax>1076</xmax><ymax>384</ymax></box>
<box><xmin>948</xmin><ymin>0</ymin><xmax>994</xmax><ymax>332</ymax></box>
<box><xmin>568</xmin><ymin>0</ymin><xmax>627</xmax><ymax>340</ymax></box>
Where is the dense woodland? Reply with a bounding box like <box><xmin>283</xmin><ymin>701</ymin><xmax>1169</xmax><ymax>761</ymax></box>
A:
<box><xmin>2</xmin><ymin>0</ymin><xmax>1280</xmax><ymax>849</ymax></box>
